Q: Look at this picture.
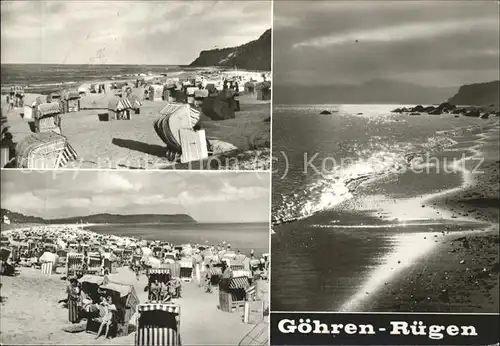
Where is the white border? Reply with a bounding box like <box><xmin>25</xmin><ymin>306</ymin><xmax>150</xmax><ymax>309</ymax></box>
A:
<box><xmin>267</xmin><ymin>0</ymin><xmax>274</xmax><ymax>343</ymax></box>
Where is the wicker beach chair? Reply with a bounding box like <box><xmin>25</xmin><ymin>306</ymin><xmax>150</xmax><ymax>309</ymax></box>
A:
<box><xmin>15</xmin><ymin>132</ymin><xmax>78</xmax><ymax>169</ymax></box>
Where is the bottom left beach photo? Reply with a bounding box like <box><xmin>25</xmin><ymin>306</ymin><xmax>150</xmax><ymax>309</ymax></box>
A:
<box><xmin>0</xmin><ymin>170</ymin><xmax>270</xmax><ymax>345</ymax></box>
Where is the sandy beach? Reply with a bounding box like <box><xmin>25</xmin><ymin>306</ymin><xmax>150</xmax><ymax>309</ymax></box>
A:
<box><xmin>1</xmin><ymin>88</ymin><xmax>270</xmax><ymax>170</ymax></box>
<box><xmin>0</xmin><ymin>223</ymin><xmax>270</xmax><ymax>345</ymax></box>
<box><xmin>355</xmin><ymin>123</ymin><xmax>500</xmax><ymax>313</ymax></box>
<box><xmin>0</xmin><ymin>266</ymin><xmax>269</xmax><ymax>345</ymax></box>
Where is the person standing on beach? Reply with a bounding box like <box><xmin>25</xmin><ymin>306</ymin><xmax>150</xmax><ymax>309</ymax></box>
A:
<box><xmin>66</xmin><ymin>278</ymin><xmax>81</xmax><ymax>323</ymax></box>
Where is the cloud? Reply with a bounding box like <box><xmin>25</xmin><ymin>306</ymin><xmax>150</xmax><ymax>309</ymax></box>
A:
<box><xmin>1</xmin><ymin>171</ymin><xmax>269</xmax><ymax>223</ymax></box>
<box><xmin>1</xmin><ymin>0</ymin><xmax>271</xmax><ymax>64</ymax></box>
<box><xmin>293</xmin><ymin>18</ymin><xmax>498</xmax><ymax>49</ymax></box>
<box><xmin>274</xmin><ymin>1</ymin><xmax>499</xmax><ymax>88</ymax></box>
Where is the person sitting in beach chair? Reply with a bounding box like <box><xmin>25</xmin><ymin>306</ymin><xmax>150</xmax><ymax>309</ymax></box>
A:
<box><xmin>95</xmin><ymin>295</ymin><xmax>116</xmax><ymax>339</ymax></box>
<box><xmin>172</xmin><ymin>278</ymin><xmax>182</xmax><ymax>298</ymax></box>
<box><xmin>80</xmin><ymin>289</ymin><xmax>94</xmax><ymax>314</ymax></box>
<box><xmin>150</xmin><ymin>279</ymin><xmax>160</xmax><ymax>301</ymax></box>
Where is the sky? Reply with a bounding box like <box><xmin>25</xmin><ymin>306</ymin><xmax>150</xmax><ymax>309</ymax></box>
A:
<box><xmin>274</xmin><ymin>1</ymin><xmax>500</xmax><ymax>87</ymax></box>
<box><xmin>0</xmin><ymin>0</ymin><xmax>271</xmax><ymax>65</ymax></box>
<box><xmin>1</xmin><ymin>171</ymin><xmax>270</xmax><ymax>223</ymax></box>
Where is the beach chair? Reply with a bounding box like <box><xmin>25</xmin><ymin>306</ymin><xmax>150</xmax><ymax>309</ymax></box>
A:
<box><xmin>207</xmin><ymin>267</ymin><xmax>223</xmax><ymax>286</ymax></box>
<box><xmin>34</xmin><ymin>102</ymin><xmax>62</xmax><ymax>133</ymax></box>
<box><xmin>86</xmin><ymin>282</ymin><xmax>139</xmax><ymax>337</ymax></box>
<box><xmin>230</xmin><ymin>260</ymin><xmax>245</xmax><ymax>271</ymax></box>
<box><xmin>87</xmin><ymin>253</ymin><xmax>102</xmax><ymax>275</ymax></box>
<box><xmin>218</xmin><ymin>276</ymin><xmax>251</xmax><ymax>313</ymax></box>
<box><xmin>135</xmin><ymin>303</ymin><xmax>181</xmax><ymax>346</ymax></box>
<box><xmin>154</xmin><ymin>103</ymin><xmax>206</xmax><ymax>162</ymax></box>
<box><xmin>66</xmin><ymin>253</ymin><xmax>84</xmax><ymax>278</ymax></box>
<box><xmin>178</xmin><ymin>258</ymin><xmax>193</xmax><ymax>282</ymax></box>
<box><xmin>15</xmin><ymin>132</ymin><xmax>78</xmax><ymax>169</ymax></box>
<box><xmin>147</xmin><ymin>268</ymin><xmax>173</xmax><ymax>301</ymax></box>
<box><xmin>64</xmin><ymin>92</ymin><xmax>81</xmax><ymax>113</ymax></box>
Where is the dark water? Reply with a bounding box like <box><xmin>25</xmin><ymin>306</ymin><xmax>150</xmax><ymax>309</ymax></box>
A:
<box><xmin>271</xmin><ymin>104</ymin><xmax>494</xmax><ymax>311</ymax></box>
<box><xmin>1</xmin><ymin>63</ymin><xmax>182</xmax><ymax>93</ymax></box>
<box><xmin>88</xmin><ymin>222</ymin><xmax>269</xmax><ymax>256</ymax></box>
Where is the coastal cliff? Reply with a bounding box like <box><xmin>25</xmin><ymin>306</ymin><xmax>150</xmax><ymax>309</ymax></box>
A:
<box><xmin>189</xmin><ymin>29</ymin><xmax>271</xmax><ymax>71</ymax></box>
<box><xmin>447</xmin><ymin>81</ymin><xmax>500</xmax><ymax>107</ymax></box>
<box><xmin>0</xmin><ymin>209</ymin><xmax>197</xmax><ymax>224</ymax></box>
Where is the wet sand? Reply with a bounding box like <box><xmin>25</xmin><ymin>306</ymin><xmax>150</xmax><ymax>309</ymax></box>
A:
<box><xmin>357</xmin><ymin>124</ymin><xmax>499</xmax><ymax>313</ymax></box>
<box><xmin>0</xmin><ymin>266</ymin><xmax>268</xmax><ymax>345</ymax></box>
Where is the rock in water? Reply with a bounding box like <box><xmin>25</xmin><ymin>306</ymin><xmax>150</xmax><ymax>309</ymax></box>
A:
<box><xmin>320</xmin><ymin>110</ymin><xmax>332</xmax><ymax>115</ymax></box>
<box><xmin>411</xmin><ymin>105</ymin><xmax>425</xmax><ymax>112</ymax></box>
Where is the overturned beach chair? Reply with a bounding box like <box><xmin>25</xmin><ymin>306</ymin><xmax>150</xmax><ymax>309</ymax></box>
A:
<box><xmin>15</xmin><ymin>132</ymin><xmax>78</xmax><ymax>169</ymax></box>
<box><xmin>136</xmin><ymin>303</ymin><xmax>181</xmax><ymax>346</ymax></box>
<box><xmin>153</xmin><ymin>103</ymin><xmax>207</xmax><ymax>163</ymax></box>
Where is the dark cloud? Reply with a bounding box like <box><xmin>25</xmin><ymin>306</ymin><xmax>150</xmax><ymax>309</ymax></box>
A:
<box><xmin>274</xmin><ymin>1</ymin><xmax>499</xmax><ymax>87</ymax></box>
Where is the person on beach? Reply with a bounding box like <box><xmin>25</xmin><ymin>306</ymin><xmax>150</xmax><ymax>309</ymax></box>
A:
<box><xmin>150</xmin><ymin>279</ymin><xmax>160</xmax><ymax>301</ymax></box>
<box><xmin>204</xmin><ymin>262</ymin><xmax>213</xmax><ymax>293</ymax></box>
<box><xmin>96</xmin><ymin>295</ymin><xmax>116</xmax><ymax>339</ymax></box>
<box><xmin>66</xmin><ymin>278</ymin><xmax>81</xmax><ymax>323</ymax></box>
<box><xmin>221</xmin><ymin>259</ymin><xmax>232</xmax><ymax>280</ymax></box>
<box><xmin>135</xmin><ymin>266</ymin><xmax>140</xmax><ymax>281</ymax></box>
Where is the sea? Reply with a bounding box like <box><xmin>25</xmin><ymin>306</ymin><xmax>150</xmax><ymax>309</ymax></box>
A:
<box><xmin>0</xmin><ymin>63</ymin><xmax>185</xmax><ymax>94</ymax></box>
<box><xmin>271</xmin><ymin>104</ymin><xmax>496</xmax><ymax>312</ymax></box>
<box><xmin>88</xmin><ymin>222</ymin><xmax>269</xmax><ymax>256</ymax></box>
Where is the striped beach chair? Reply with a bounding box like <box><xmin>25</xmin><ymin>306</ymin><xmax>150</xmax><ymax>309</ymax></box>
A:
<box><xmin>87</xmin><ymin>254</ymin><xmax>102</xmax><ymax>274</ymax></box>
<box><xmin>136</xmin><ymin>303</ymin><xmax>181</xmax><ymax>346</ymax></box>
<box><xmin>15</xmin><ymin>132</ymin><xmax>78</xmax><ymax>169</ymax></box>
<box><xmin>178</xmin><ymin>258</ymin><xmax>193</xmax><ymax>282</ymax></box>
<box><xmin>66</xmin><ymin>253</ymin><xmax>84</xmax><ymax>277</ymax></box>
<box><xmin>161</xmin><ymin>262</ymin><xmax>181</xmax><ymax>279</ymax></box>
<box><xmin>41</xmin><ymin>261</ymin><xmax>54</xmax><ymax>276</ymax></box>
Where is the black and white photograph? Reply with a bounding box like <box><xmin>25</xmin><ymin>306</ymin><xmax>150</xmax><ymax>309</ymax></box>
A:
<box><xmin>271</xmin><ymin>0</ymin><xmax>499</xmax><ymax>315</ymax></box>
<box><xmin>0</xmin><ymin>1</ymin><xmax>271</xmax><ymax>171</ymax></box>
<box><xmin>0</xmin><ymin>170</ymin><xmax>270</xmax><ymax>345</ymax></box>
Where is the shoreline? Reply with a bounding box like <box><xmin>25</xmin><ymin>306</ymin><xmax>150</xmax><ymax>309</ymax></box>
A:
<box><xmin>272</xmin><ymin>120</ymin><xmax>499</xmax><ymax>227</ymax></box>
<box><xmin>342</xmin><ymin>123</ymin><xmax>499</xmax><ymax>313</ymax></box>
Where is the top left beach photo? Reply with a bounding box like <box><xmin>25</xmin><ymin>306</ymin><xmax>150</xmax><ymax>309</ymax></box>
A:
<box><xmin>0</xmin><ymin>0</ymin><xmax>272</xmax><ymax>171</ymax></box>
